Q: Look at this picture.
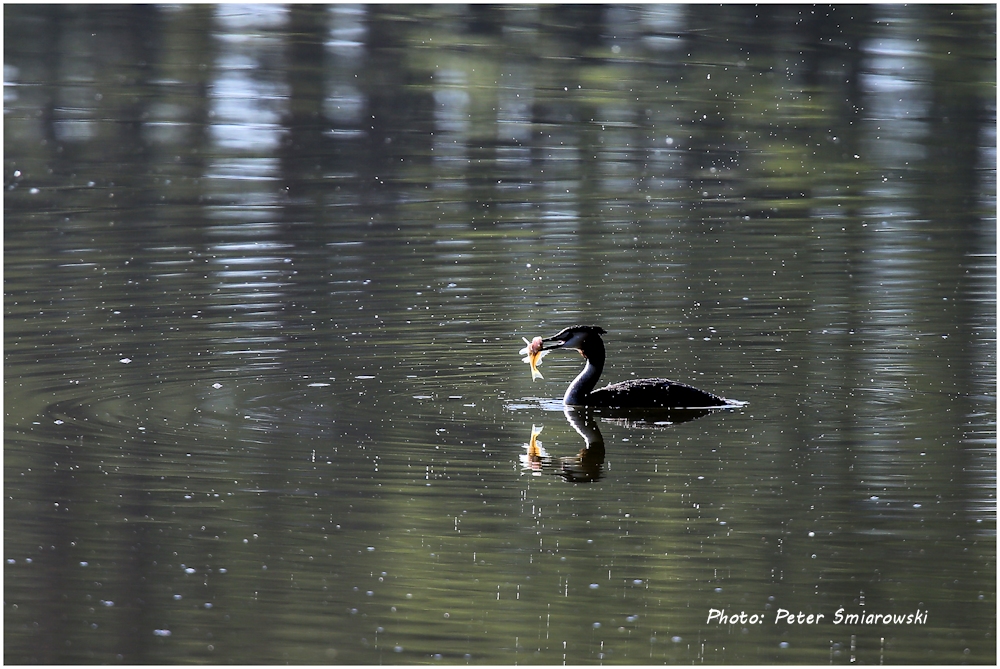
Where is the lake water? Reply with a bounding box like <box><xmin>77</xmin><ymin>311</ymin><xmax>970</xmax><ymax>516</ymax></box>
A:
<box><xmin>4</xmin><ymin>4</ymin><xmax>996</xmax><ymax>664</ymax></box>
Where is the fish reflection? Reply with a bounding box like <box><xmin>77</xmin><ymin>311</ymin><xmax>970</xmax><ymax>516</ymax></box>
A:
<box><xmin>520</xmin><ymin>406</ymin><xmax>714</xmax><ymax>483</ymax></box>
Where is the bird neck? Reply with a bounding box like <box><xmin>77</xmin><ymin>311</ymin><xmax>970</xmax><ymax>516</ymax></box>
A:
<box><xmin>563</xmin><ymin>341</ymin><xmax>605</xmax><ymax>405</ymax></box>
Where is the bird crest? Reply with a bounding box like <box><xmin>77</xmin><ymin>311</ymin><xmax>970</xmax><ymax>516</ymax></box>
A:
<box><xmin>555</xmin><ymin>325</ymin><xmax>606</xmax><ymax>337</ymax></box>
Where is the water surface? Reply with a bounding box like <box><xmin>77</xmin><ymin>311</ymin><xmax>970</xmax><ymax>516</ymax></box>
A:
<box><xmin>4</xmin><ymin>4</ymin><xmax>995</xmax><ymax>664</ymax></box>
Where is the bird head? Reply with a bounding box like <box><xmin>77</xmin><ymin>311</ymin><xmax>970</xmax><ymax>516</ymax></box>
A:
<box><xmin>540</xmin><ymin>325</ymin><xmax>607</xmax><ymax>354</ymax></box>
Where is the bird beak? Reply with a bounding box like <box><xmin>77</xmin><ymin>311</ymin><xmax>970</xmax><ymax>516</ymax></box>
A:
<box><xmin>539</xmin><ymin>333</ymin><xmax>572</xmax><ymax>351</ymax></box>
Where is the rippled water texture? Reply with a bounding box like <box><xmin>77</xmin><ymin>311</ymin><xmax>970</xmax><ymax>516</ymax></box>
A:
<box><xmin>4</xmin><ymin>4</ymin><xmax>996</xmax><ymax>664</ymax></box>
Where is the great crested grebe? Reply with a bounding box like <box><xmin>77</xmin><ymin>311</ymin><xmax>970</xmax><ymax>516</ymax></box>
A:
<box><xmin>528</xmin><ymin>325</ymin><xmax>734</xmax><ymax>408</ymax></box>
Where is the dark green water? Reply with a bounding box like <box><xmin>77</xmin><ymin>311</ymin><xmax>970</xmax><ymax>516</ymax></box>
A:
<box><xmin>4</xmin><ymin>5</ymin><xmax>995</xmax><ymax>664</ymax></box>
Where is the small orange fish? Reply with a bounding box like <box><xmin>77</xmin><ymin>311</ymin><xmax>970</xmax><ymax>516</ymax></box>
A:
<box><xmin>519</xmin><ymin>336</ymin><xmax>549</xmax><ymax>380</ymax></box>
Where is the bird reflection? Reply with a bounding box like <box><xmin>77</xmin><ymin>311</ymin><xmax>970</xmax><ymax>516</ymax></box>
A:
<box><xmin>520</xmin><ymin>408</ymin><xmax>605</xmax><ymax>483</ymax></box>
<box><xmin>520</xmin><ymin>406</ymin><xmax>714</xmax><ymax>483</ymax></box>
